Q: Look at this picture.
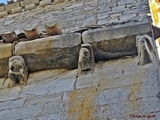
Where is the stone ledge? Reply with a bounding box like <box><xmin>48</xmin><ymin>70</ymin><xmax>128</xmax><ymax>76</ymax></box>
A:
<box><xmin>15</xmin><ymin>33</ymin><xmax>81</xmax><ymax>72</ymax></box>
<box><xmin>82</xmin><ymin>21</ymin><xmax>152</xmax><ymax>53</ymax></box>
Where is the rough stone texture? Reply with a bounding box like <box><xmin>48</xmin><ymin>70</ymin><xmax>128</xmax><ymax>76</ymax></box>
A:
<box><xmin>24</xmin><ymin>3</ymin><xmax>36</xmax><ymax>11</ymax></box>
<box><xmin>0</xmin><ymin>44</ymin><xmax>12</xmax><ymax>77</ymax></box>
<box><xmin>0</xmin><ymin>56</ymin><xmax>159</xmax><ymax>120</ymax></box>
<box><xmin>5</xmin><ymin>2</ymin><xmax>20</xmax><ymax>14</ymax></box>
<box><xmin>15</xmin><ymin>33</ymin><xmax>81</xmax><ymax>72</ymax></box>
<box><xmin>39</xmin><ymin>0</ymin><xmax>52</xmax><ymax>7</ymax></box>
<box><xmin>0</xmin><ymin>11</ymin><xmax>8</xmax><ymax>18</ymax></box>
<box><xmin>20</xmin><ymin>0</ymin><xmax>39</xmax><ymax>7</ymax></box>
<box><xmin>0</xmin><ymin>0</ymin><xmax>159</xmax><ymax>120</ymax></box>
<box><xmin>0</xmin><ymin>6</ymin><xmax>4</xmax><ymax>12</ymax></box>
<box><xmin>82</xmin><ymin>21</ymin><xmax>151</xmax><ymax>54</ymax></box>
<box><xmin>11</xmin><ymin>7</ymin><xmax>22</xmax><ymax>14</ymax></box>
<box><xmin>0</xmin><ymin>0</ymin><xmax>150</xmax><ymax>33</ymax></box>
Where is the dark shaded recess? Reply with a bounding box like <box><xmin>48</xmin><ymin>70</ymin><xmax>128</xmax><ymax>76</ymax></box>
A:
<box><xmin>0</xmin><ymin>35</ymin><xmax>2</xmax><ymax>40</ymax></box>
<box><xmin>94</xmin><ymin>49</ymin><xmax>136</xmax><ymax>63</ymax></box>
<box><xmin>152</xmin><ymin>25</ymin><xmax>160</xmax><ymax>40</ymax></box>
<box><xmin>21</xmin><ymin>46</ymin><xmax>80</xmax><ymax>73</ymax></box>
<box><xmin>74</xmin><ymin>29</ymin><xmax>89</xmax><ymax>34</ymax></box>
<box><xmin>17</xmin><ymin>33</ymin><xmax>27</xmax><ymax>42</ymax></box>
<box><xmin>18</xmin><ymin>33</ymin><xmax>27</xmax><ymax>39</ymax></box>
<box><xmin>90</xmin><ymin>35</ymin><xmax>138</xmax><ymax>62</ymax></box>
<box><xmin>23</xmin><ymin>54</ymin><xmax>79</xmax><ymax>73</ymax></box>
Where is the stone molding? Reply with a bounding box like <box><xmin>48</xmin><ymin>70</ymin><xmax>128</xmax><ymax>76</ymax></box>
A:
<box><xmin>0</xmin><ymin>21</ymin><xmax>153</xmax><ymax>77</ymax></box>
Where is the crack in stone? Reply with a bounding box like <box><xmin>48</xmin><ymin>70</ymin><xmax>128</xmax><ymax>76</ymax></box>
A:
<box><xmin>74</xmin><ymin>73</ymin><xmax>78</xmax><ymax>90</ymax></box>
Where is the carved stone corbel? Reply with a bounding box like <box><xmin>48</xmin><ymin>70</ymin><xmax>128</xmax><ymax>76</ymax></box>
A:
<box><xmin>78</xmin><ymin>44</ymin><xmax>94</xmax><ymax>74</ymax></box>
<box><xmin>136</xmin><ymin>34</ymin><xmax>158</xmax><ymax>66</ymax></box>
<box><xmin>8</xmin><ymin>55</ymin><xmax>28</xmax><ymax>87</ymax></box>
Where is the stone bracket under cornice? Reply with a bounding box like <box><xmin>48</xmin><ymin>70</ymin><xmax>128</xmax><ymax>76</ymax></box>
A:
<box><xmin>0</xmin><ymin>21</ymin><xmax>153</xmax><ymax>77</ymax></box>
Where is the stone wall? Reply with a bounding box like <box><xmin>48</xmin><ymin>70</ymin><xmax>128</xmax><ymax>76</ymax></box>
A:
<box><xmin>0</xmin><ymin>55</ymin><xmax>159</xmax><ymax>120</ymax></box>
<box><xmin>0</xmin><ymin>0</ymin><xmax>149</xmax><ymax>34</ymax></box>
<box><xmin>0</xmin><ymin>0</ymin><xmax>160</xmax><ymax>120</ymax></box>
<box><xmin>0</xmin><ymin>20</ymin><xmax>159</xmax><ymax>120</ymax></box>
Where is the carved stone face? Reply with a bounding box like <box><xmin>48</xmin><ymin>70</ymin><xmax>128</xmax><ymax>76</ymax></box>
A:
<box><xmin>10</xmin><ymin>61</ymin><xmax>23</xmax><ymax>73</ymax></box>
<box><xmin>79</xmin><ymin>48</ymin><xmax>91</xmax><ymax>71</ymax></box>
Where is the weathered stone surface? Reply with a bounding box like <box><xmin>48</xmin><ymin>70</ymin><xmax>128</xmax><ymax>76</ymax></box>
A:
<box><xmin>0</xmin><ymin>104</ymin><xmax>43</xmax><ymax>120</ymax></box>
<box><xmin>76</xmin><ymin>73</ymin><xmax>98</xmax><ymax>90</ymax></box>
<box><xmin>15</xmin><ymin>33</ymin><xmax>81</xmax><ymax>72</ymax></box>
<box><xmin>0</xmin><ymin>11</ymin><xmax>8</xmax><ymax>18</ymax></box>
<box><xmin>25</xmin><ymin>94</ymin><xmax>62</xmax><ymax>106</ymax></box>
<box><xmin>0</xmin><ymin>44</ymin><xmax>12</xmax><ymax>77</ymax></box>
<box><xmin>0</xmin><ymin>6</ymin><xmax>4</xmax><ymax>12</ymax></box>
<box><xmin>5</xmin><ymin>2</ymin><xmax>20</xmax><ymax>14</ymax></box>
<box><xmin>0</xmin><ymin>99</ymin><xmax>26</xmax><ymax>111</ymax></box>
<box><xmin>39</xmin><ymin>0</ymin><xmax>52</xmax><ymax>7</ymax></box>
<box><xmin>0</xmin><ymin>54</ymin><xmax>159</xmax><ymax>119</ymax></box>
<box><xmin>11</xmin><ymin>7</ymin><xmax>22</xmax><ymax>14</ymax></box>
<box><xmin>20</xmin><ymin>69</ymin><xmax>77</xmax><ymax>97</ymax></box>
<box><xmin>53</xmin><ymin>0</ymin><xmax>65</xmax><ymax>4</ymax></box>
<box><xmin>119</xmin><ymin>13</ymin><xmax>137</xmax><ymax>22</ymax></box>
<box><xmin>0</xmin><ymin>0</ymin><xmax>158</xmax><ymax>120</ymax></box>
<box><xmin>82</xmin><ymin>21</ymin><xmax>151</xmax><ymax>53</ymax></box>
<box><xmin>0</xmin><ymin>87</ymin><xmax>21</xmax><ymax>101</ymax></box>
<box><xmin>20</xmin><ymin>0</ymin><xmax>39</xmax><ymax>7</ymax></box>
<box><xmin>24</xmin><ymin>3</ymin><xmax>36</xmax><ymax>11</ymax></box>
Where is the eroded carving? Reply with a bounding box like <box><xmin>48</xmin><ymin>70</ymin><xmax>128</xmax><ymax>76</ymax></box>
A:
<box><xmin>1</xmin><ymin>31</ymin><xmax>18</xmax><ymax>43</ymax></box>
<box><xmin>136</xmin><ymin>34</ymin><xmax>158</xmax><ymax>66</ymax></box>
<box><xmin>78</xmin><ymin>44</ymin><xmax>94</xmax><ymax>74</ymax></box>
<box><xmin>24</xmin><ymin>27</ymin><xmax>40</xmax><ymax>40</ymax></box>
<box><xmin>8</xmin><ymin>56</ymin><xmax>28</xmax><ymax>87</ymax></box>
<box><xmin>45</xmin><ymin>23</ymin><xmax>62</xmax><ymax>35</ymax></box>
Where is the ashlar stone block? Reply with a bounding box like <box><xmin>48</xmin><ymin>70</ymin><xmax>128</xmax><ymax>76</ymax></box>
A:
<box><xmin>24</xmin><ymin>3</ymin><xmax>36</xmax><ymax>11</ymax></box>
<box><xmin>0</xmin><ymin>44</ymin><xmax>12</xmax><ymax>77</ymax></box>
<box><xmin>39</xmin><ymin>0</ymin><xmax>52</xmax><ymax>7</ymax></box>
<box><xmin>15</xmin><ymin>33</ymin><xmax>81</xmax><ymax>72</ymax></box>
<box><xmin>0</xmin><ymin>11</ymin><xmax>8</xmax><ymax>18</ymax></box>
<box><xmin>5</xmin><ymin>2</ymin><xmax>20</xmax><ymax>14</ymax></box>
<box><xmin>20</xmin><ymin>0</ymin><xmax>39</xmax><ymax>7</ymax></box>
